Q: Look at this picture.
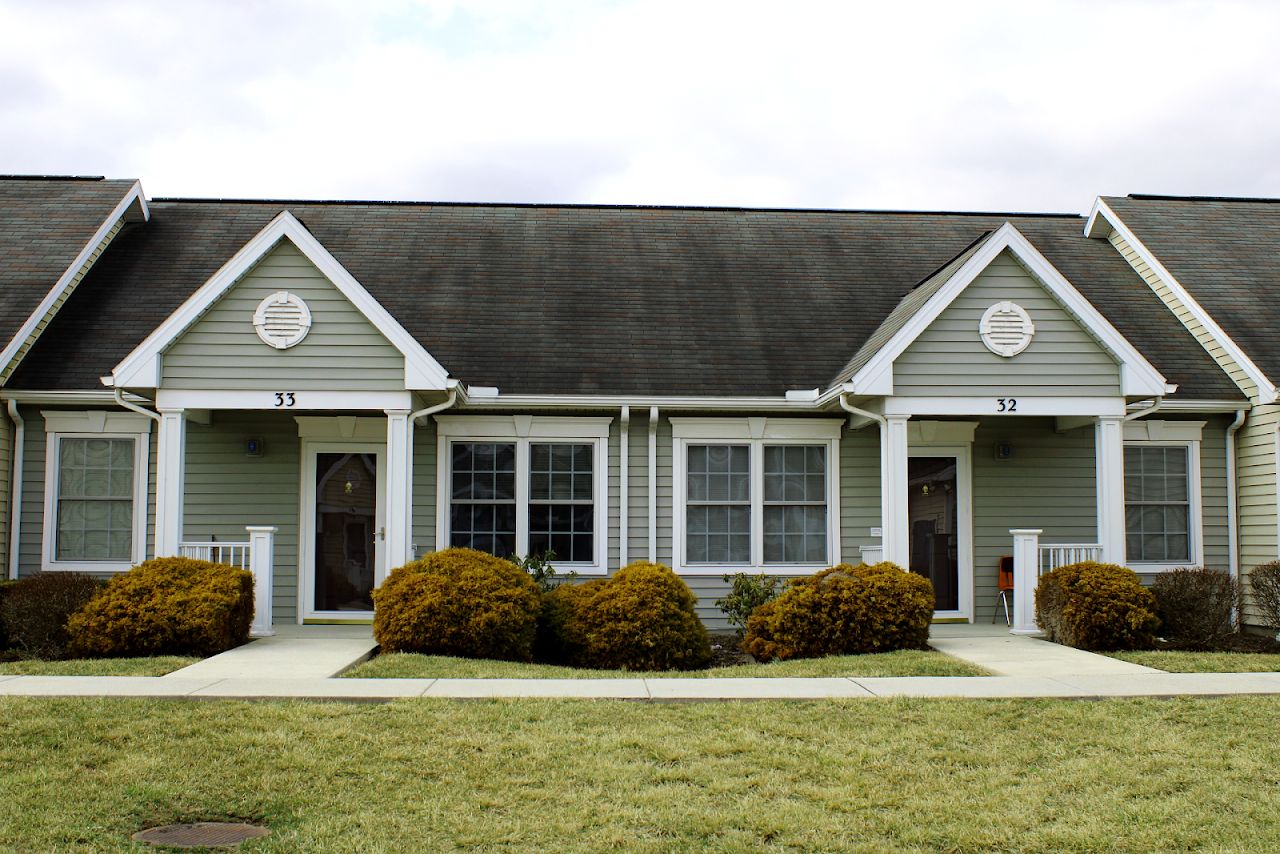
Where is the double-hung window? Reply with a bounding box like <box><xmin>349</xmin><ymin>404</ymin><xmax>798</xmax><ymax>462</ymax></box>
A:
<box><xmin>1123</xmin><ymin>420</ymin><xmax>1204</xmax><ymax>570</ymax></box>
<box><xmin>437</xmin><ymin>416</ymin><xmax>609</xmax><ymax>573</ymax></box>
<box><xmin>41</xmin><ymin>411</ymin><xmax>152</xmax><ymax>572</ymax></box>
<box><xmin>673</xmin><ymin>418</ymin><xmax>840</xmax><ymax>573</ymax></box>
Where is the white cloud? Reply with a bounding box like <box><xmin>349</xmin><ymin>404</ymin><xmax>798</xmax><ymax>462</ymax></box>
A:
<box><xmin>1</xmin><ymin>0</ymin><xmax>1278</xmax><ymax>211</ymax></box>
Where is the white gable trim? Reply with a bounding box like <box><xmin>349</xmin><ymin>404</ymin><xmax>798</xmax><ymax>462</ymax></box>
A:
<box><xmin>110</xmin><ymin>210</ymin><xmax>451</xmax><ymax>390</ymax></box>
<box><xmin>0</xmin><ymin>181</ymin><xmax>149</xmax><ymax>385</ymax></box>
<box><xmin>1086</xmin><ymin>197</ymin><xmax>1277</xmax><ymax>404</ymax></box>
<box><xmin>846</xmin><ymin>222</ymin><xmax>1172</xmax><ymax>398</ymax></box>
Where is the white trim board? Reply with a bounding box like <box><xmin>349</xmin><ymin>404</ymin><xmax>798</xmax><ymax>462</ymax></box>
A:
<box><xmin>0</xmin><ymin>181</ymin><xmax>148</xmax><ymax>384</ymax></box>
<box><xmin>110</xmin><ymin>210</ymin><xmax>451</xmax><ymax>391</ymax></box>
<box><xmin>1086</xmin><ymin>197</ymin><xmax>1277</xmax><ymax>404</ymax></box>
<box><xmin>845</xmin><ymin>222</ymin><xmax>1172</xmax><ymax>398</ymax></box>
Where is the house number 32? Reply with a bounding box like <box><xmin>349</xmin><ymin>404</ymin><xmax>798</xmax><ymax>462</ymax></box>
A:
<box><xmin>274</xmin><ymin>392</ymin><xmax>296</xmax><ymax>407</ymax></box>
<box><xmin>996</xmin><ymin>398</ymin><xmax>1017</xmax><ymax>412</ymax></box>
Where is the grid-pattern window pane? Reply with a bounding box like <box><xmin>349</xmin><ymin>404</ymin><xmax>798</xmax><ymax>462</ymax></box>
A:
<box><xmin>528</xmin><ymin>443</ymin><xmax>594</xmax><ymax>562</ymax></box>
<box><xmin>56</xmin><ymin>437</ymin><xmax>135</xmax><ymax>561</ymax></box>
<box><xmin>686</xmin><ymin>445</ymin><xmax>751</xmax><ymax>563</ymax></box>
<box><xmin>763</xmin><ymin>445</ymin><xmax>828</xmax><ymax>563</ymax></box>
<box><xmin>1124</xmin><ymin>445</ymin><xmax>1191</xmax><ymax>562</ymax></box>
<box><xmin>449</xmin><ymin>442</ymin><xmax>517</xmax><ymax>557</ymax></box>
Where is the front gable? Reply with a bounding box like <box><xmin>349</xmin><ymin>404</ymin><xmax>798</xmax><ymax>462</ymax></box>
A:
<box><xmin>894</xmin><ymin>249</ymin><xmax>1121</xmax><ymax>397</ymax></box>
<box><xmin>844</xmin><ymin>222</ymin><xmax>1171</xmax><ymax>399</ymax></box>
<box><xmin>110</xmin><ymin>210</ymin><xmax>451</xmax><ymax>392</ymax></box>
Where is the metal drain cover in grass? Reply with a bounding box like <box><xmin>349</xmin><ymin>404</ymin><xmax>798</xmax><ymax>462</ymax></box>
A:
<box><xmin>132</xmin><ymin>822</ymin><xmax>269</xmax><ymax>848</ymax></box>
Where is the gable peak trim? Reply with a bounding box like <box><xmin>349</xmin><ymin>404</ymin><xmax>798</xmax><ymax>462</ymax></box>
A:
<box><xmin>110</xmin><ymin>209</ymin><xmax>451</xmax><ymax>390</ymax></box>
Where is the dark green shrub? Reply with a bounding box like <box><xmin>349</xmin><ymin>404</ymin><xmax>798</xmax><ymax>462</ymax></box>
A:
<box><xmin>373</xmin><ymin>547</ymin><xmax>543</xmax><ymax>661</ymax></box>
<box><xmin>1250</xmin><ymin>561</ymin><xmax>1280</xmax><ymax>637</ymax></box>
<box><xmin>67</xmin><ymin>557</ymin><xmax>253</xmax><ymax>657</ymax></box>
<box><xmin>1151</xmin><ymin>567</ymin><xmax>1238</xmax><ymax>649</ymax></box>
<box><xmin>741</xmin><ymin>562</ymin><xmax>934</xmax><ymax>663</ymax></box>
<box><xmin>1035</xmin><ymin>561</ymin><xmax>1159</xmax><ymax>651</ymax></box>
<box><xmin>1</xmin><ymin>573</ymin><xmax>102</xmax><ymax>659</ymax></box>
<box><xmin>716</xmin><ymin>572</ymin><xmax>783</xmax><ymax>637</ymax></box>
<box><xmin>542</xmin><ymin>561</ymin><xmax>711</xmax><ymax>671</ymax></box>
<box><xmin>0</xmin><ymin>579</ymin><xmax>14</xmax><ymax>651</ymax></box>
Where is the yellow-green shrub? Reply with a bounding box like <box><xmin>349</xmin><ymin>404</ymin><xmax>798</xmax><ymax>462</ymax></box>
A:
<box><xmin>742</xmin><ymin>562</ymin><xmax>934</xmax><ymax>662</ymax></box>
<box><xmin>1035</xmin><ymin>561</ymin><xmax>1159</xmax><ymax>651</ymax></box>
<box><xmin>67</xmin><ymin>557</ymin><xmax>253</xmax><ymax>657</ymax></box>
<box><xmin>372</xmin><ymin>547</ymin><xmax>543</xmax><ymax>661</ymax></box>
<box><xmin>541</xmin><ymin>561</ymin><xmax>711</xmax><ymax>671</ymax></box>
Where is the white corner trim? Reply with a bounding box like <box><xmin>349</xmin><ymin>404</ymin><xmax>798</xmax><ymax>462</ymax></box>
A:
<box><xmin>1089</xmin><ymin>197</ymin><xmax>1278</xmax><ymax>404</ymax></box>
<box><xmin>41</xmin><ymin>412</ymin><xmax>151</xmax><ymax>573</ymax></box>
<box><xmin>848</xmin><ymin>222</ymin><xmax>1170</xmax><ymax>398</ymax></box>
<box><xmin>434</xmin><ymin>416</ymin><xmax>611</xmax><ymax>573</ymax></box>
<box><xmin>1123</xmin><ymin>419</ymin><xmax>1206</xmax><ymax>442</ymax></box>
<box><xmin>0</xmin><ymin>181</ymin><xmax>148</xmax><ymax>383</ymax></box>
<box><xmin>110</xmin><ymin>210</ymin><xmax>451</xmax><ymax>391</ymax></box>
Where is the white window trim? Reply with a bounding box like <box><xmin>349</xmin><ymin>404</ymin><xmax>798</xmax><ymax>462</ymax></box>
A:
<box><xmin>435</xmin><ymin>415</ymin><xmax>611</xmax><ymax>575</ymax></box>
<box><xmin>1123</xmin><ymin>420</ymin><xmax>1205</xmax><ymax>571</ymax></box>
<box><xmin>41</xmin><ymin>411</ymin><xmax>152</xmax><ymax>573</ymax></box>
<box><xmin>671</xmin><ymin>418</ymin><xmax>842</xmax><ymax>576</ymax></box>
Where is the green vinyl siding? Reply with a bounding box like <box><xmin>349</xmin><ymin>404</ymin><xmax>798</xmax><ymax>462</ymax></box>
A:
<box><xmin>840</xmin><ymin>427</ymin><xmax>881</xmax><ymax>563</ymax></box>
<box><xmin>161</xmin><ymin>240</ymin><xmax>405</xmax><ymax>391</ymax></box>
<box><xmin>894</xmin><ymin>250</ymin><xmax>1121</xmax><ymax>396</ymax></box>
<box><xmin>182</xmin><ymin>412</ymin><xmax>301</xmax><ymax>623</ymax></box>
<box><xmin>411</xmin><ymin>417</ymin><xmax>437</xmax><ymax>558</ymax></box>
<box><xmin>1198</xmin><ymin>415</ymin><xmax>1232</xmax><ymax>572</ymax></box>
<box><xmin>18</xmin><ymin>407</ymin><xmax>156</xmax><ymax>579</ymax></box>
<box><xmin>0</xmin><ymin>414</ymin><xmax>9</xmax><ymax>571</ymax></box>
<box><xmin>625</xmin><ymin>411</ymin><xmax>650</xmax><ymax>565</ymax></box>
<box><xmin>1238</xmin><ymin>405</ymin><xmax>1280</xmax><ymax>626</ymax></box>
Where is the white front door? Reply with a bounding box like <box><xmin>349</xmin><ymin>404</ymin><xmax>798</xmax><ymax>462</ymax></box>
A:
<box><xmin>907</xmin><ymin>444</ymin><xmax>973</xmax><ymax>620</ymax></box>
<box><xmin>300</xmin><ymin>442</ymin><xmax>387</xmax><ymax>622</ymax></box>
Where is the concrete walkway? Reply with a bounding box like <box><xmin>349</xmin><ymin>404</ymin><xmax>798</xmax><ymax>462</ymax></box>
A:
<box><xmin>927</xmin><ymin>624</ymin><xmax>1163</xmax><ymax>677</ymax></box>
<box><xmin>164</xmin><ymin>624</ymin><xmax>377</xmax><ymax>681</ymax></box>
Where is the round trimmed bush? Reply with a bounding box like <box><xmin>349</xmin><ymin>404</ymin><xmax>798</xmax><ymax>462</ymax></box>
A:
<box><xmin>742</xmin><ymin>562</ymin><xmax>934</xmax><ymax>663</ymax></box>
<box><xmin>372</xmin><ymin>547</ymin><xmax>543</xmax><ymax>661</ymax></box>
<box><xmin>1035</xmin><ymin>561</ymin><xmax>1159</xmax><ymax>651</ymax></box>
<box><xmin>542</xmin><ymin>561</ymin><xmax>711</xmax><ymax>671</ymax></box>
<box><xmin>67</xmin><ymin>557</ymin><xmax>253</xmax><ymax>657</ymax></box>
<box><xmin>1</xmin><ymin>573</ymin><xmax>102</xmax><ymax>659</ymax></box>
<box><xmin>1151</xmin><ymin>566</ymin><xmax>1238</xmax><ymax>649</ymax></box>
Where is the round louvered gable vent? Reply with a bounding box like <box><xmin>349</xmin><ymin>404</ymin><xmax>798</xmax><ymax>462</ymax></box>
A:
<box><xmin>253</xmin><ymin>292</ymin><xmax>312</xmax><ymax>349</ymax></box>
<box><xmin>979</xmin><ymin>301</ymin><xmax>1035</xmax><ymax>357</ymax></box>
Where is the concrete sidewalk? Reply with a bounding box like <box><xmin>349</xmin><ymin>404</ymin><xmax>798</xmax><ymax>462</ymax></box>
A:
<box><xmin>4</xmin><ymin>671</ymin><xmax>1280</xmax><ymax>700</ymax></box>
<box><xmin>927</xmin><ymin>624</ymin><xmax>1162</xmax><ymax>677</ymax></box>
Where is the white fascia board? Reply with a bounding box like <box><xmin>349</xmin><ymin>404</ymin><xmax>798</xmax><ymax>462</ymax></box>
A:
<box><xmin>110</xmin><ymin>210</ymin><xmax>451</xmax><ymax>391</ymax></box>
<box><xmin>848</xmin><ymin>221</ymin><xmax>1170</xmax><ymax>398</ymax></box>
<box><xmin>1088</xmin><ymin>198</ymin><xmax>1278</xmax><ymax>404</ymax></box>
<box><xmin>0</xmin><ymin>180</ymin><xmax>148</xmax><ymax>384</ymax></box>
<box><xmin>459</xmin><ymin>393</ymin><xmax>830</xmax><ymax>410</ymax></box>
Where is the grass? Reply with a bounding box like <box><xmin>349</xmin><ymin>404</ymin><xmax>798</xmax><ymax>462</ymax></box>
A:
<box><xmin>1109</xmin><ymin>650</ymin><xmax>1280</xmax><ymax>673</ymax></box>
<box><xmin>0</xmin><ymin>656</ymin><xmax>199</xmax><ymax>677</ymax></box>
<box><xmin>3</xmin><ymin>696</ymin><xmax>1280</xmax><ymax>851</ymax></box>
<box><xmin>344</xmin><ymin>648</ymin><xmax>988</xmax><ymax>679</ymax></box>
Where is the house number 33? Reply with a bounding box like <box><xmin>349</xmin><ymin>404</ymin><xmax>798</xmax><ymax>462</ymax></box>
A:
<box><xmin>996</xmin><ymin>398</ymin><xmax>1017</xmax><ymax>412</ymax></box>
<box><xmin>274</xmin><ymin>392</ymin><xmax>297</xmax><ymax>407</ymax></box>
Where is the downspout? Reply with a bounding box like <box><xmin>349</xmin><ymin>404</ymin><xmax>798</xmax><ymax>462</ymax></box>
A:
<box><xmin>648</xmin><ymin>406</ymin><xmax>658</xmax><ymax>563</ymax></box>
<box><xmin>1123</xmin><ymin>396</ymin><xmax>1163</xmax><ymax>422</ymax></box>
<box><xmin>6</xmin><ymin>401</ymin><xmax>23</xmax><ymax>580</ymax></box>
<box><xmin>112</xmin><ymin>387</ymin><xmax>161</xmax><ymax>424</ymax></box>
<box><xmin>619</xmin><ymin>405</ymin><xmax>629</xmax><ymax>568</ymax></box>
<box><xmin>409</xmin><ymin>388</ymin><xmax>458</xmax><ymax>559</ymax></box>
<box><xmin>1226</xmin><ymin>407</ymin><xmax>1247</xmax><ymax>591</ymax></box>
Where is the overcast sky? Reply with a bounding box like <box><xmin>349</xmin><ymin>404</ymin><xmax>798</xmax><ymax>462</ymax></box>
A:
<box><xmin>3</xmin><ymin>0</ymin><xmax>1278</xmax><ymax>213</ymax></box>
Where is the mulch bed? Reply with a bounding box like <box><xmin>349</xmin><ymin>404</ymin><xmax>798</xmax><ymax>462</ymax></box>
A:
<box><xmin>1152</xmin><ymin>632</ymin><xmax>1280</xmax><ymax>653</ymax></box>
<box><xmin>707</xmin><ymin>632</ymin><xmax>755</xmax><ymax>667</ymax></box>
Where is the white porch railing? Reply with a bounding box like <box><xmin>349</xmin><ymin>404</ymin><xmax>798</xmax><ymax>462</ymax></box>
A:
<box><xmin>1039</xmin><ymin>543</ymin><xmax>1104</xmax><ymax>574</ymax></box>
<box><xmin>180</xmin><ymin>525</ymin><xmax>277</xmax><ymax>638</ymax></box>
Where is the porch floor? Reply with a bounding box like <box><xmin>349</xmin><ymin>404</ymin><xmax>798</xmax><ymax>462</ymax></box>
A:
<box><xmin>927</xmin><ymin>623</ymin><xmax>1161</xmax><ymax>677</ymax></box>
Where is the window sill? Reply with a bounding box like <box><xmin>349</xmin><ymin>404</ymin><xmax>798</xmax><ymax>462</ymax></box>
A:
<box><xmin>1128</xmin><ymin>562</ymin><xmax>1196</xmax><ymax>574</ymax></box>
<box><xmin>40</xmin><ymin>561</ymin><xmax>135</xmax><ymax>574</ymax></box>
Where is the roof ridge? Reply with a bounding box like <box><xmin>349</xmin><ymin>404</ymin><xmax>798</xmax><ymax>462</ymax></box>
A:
<box><xmin>0</xmin><ymin>174</ymin><xmax>107</xmax><ymax>182</ymax></box>
<box><xmin>1126</xmin><ymin>193</ymin><xmax>1280</xmax><ymax>204</ymax></box>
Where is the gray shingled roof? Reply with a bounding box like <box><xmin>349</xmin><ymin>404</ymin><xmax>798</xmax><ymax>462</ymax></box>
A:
<box><xmin>0</xmin><ymin>176</ymin><xmax>137</xmax><ymax>357</ymax></box>
<box><xmin>7</xmin><ymin>195</ymin><xmax>1242</xmax><ymax>400</ymax></box>
<box><xmin>1103</xmin><ymin>195</ymin><xmax>1280</xmax><ymax>388</ymax></box>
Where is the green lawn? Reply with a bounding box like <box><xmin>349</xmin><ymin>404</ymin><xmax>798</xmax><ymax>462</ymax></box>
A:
<box><xmin>0</xmin><ymin>656</ymin><xmax>199</xmax><ymax>677</ymax></box>
<box><xmin>4</xmin><ymin>696</ymin><xmax>1280</xmax><ymax>851</ymax></box>
<box><xmin>1108</xmin><ymin>650</ymin><xmax>1280</xmax><ymax>673</ymax></box>
<box><xmin>344</xmin><ymin>648</ymin><xmax>987</xmax><ymax>679</ymax></box>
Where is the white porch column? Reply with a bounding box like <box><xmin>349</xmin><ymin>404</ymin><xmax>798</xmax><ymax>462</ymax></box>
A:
<box><xmin>881</xmin><ymin>414</ymin><xmax>910</xmax><ymax>565</ymax></box>
<box><xmin>246</xmin><ymin>525</ymin><xmax>277</xmax><ymax>637</ymax></box>
<box><xmin>1009</xmin><ymin>528</ymin><xmax>1043</xmax><ymax>635</ymax></box>
<box><xmin>154</xmin><ymin>408</ymin><xmax>186</xmax><ymax>557</ymax></box>
<box><xmin>385</xmin><ymin>409</ymin><xmax>413</xmax><ymax>570</ymax></box>
<box><xmin>1095</xmin><ymin>415</ymin><xmax>1127</xmax><ymax>566</ymax></box>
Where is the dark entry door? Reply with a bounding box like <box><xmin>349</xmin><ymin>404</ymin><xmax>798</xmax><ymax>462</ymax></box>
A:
<box><xmin>314</xmin><ymin>452</ymin><xmax>378</xmax><ymax>613</ymax></box>
<box><xmin>908</xmin><ymin>456</ymin><xmax>959</xmax><ymax>612</ymax></box>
